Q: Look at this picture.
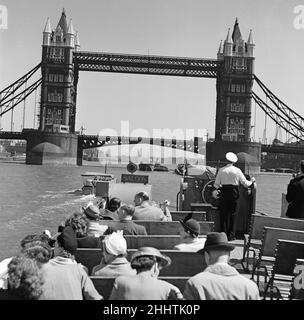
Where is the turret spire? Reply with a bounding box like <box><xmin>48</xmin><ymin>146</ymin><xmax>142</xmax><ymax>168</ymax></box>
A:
<box><xmin>232</xmin><ymin>17</ymin><xmax>242</xmax><ymax>42</ymax></box>
<box><xmin>57</xmin><ymin>8</ymin><xmax>68</xmax><ymax>36</ymax></box>
<box><xmin>247</xmin><ymin>29</ymin><xmax>254</xmax><ymax>45</ymax></box>
<box><xmin>43</xmin><ymin>18</ymin><xmax>51</xmax><ymax>33</ymax></box>
<box><xmin>218</xmin><ymin>40</ymin><xmax>223</xmax><ymax>54</ymax></box>
<box><xmin>225</xmin><ymin>28</ymin><xmax>232</xmax><ymax>43</ymax></box>
<box><xmin>75</xmin><ymin>31</ymin><xmax>80</xmax><ymax>49</ymax></box>
<box><xmin>67</xmin><ymin>19</ymin><xmax>75</xmax><ymax>34</ymax></box>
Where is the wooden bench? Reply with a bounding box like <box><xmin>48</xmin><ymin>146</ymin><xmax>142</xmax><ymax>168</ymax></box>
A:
<box><xmin>243</xmin><ymin>214</ymin><xmax>304</xmax><ymax>272</ymax></box>
<box><xmin>98</xmin><ymin>220</ymin><xmax>214</xmax><ymax>235</ymax></box>
<box><xmin>111</xmin><ymin>234</ymin><xmax>206</xmax><ymax>250</ymax></box>
<box><xmin>76</xmin><ymin>248</ymin><xmax>206</xmax><ymax>276</ymax></box>
<box><xmin>252</xmin><ymin>227</ymin><xmax>304</xmax><ymax>285</ymax></box>
<box><xmin>90</xmin><ymin>276</ymin><xmax>190</xmax><ymax>300</ymax></box>
<box><xmin>263</xmin><ymin>240</ymin><xmax>304</xmax><ymax>300</ymax></box>
<box><xmin>170</xmin><ymin>211</ymin><xmax>208</xmax><ymax>222</ymax></box>
<box><xmin>289</xmin><ymin>259</ymin><xmax>304</xmax><ymax>300</ymax></box>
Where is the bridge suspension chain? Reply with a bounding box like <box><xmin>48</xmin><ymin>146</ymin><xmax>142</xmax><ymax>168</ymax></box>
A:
<box><xmin>252</xmin><ymin>91</ymin><xmax>304</xmax><ymax>141</ymax></box>
<box><xmin>254</xmin><ymin>75</ymin><xmax>304</xmax><ymax>132</ymax></box>
<box><xmin>0</xmin><ymin>78</ymin><xmax>42</xmax><ymax>117</ymax></box>
<box><xmin>0</xmin><ymin>63</ymin><xmax>41</xmax><ymax>102</ymax></box>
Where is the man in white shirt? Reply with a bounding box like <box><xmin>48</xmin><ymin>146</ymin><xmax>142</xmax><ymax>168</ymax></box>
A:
<box><xmin>214</xmin><ymin>152</ymin><xmax>255</xmax><ymax>241</ymax></box>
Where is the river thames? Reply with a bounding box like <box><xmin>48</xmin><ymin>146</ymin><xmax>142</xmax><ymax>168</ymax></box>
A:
<box><xmin>0</xmin><ymin>161</ymin><xmax>292</xmax><ymax>261</ymax></box>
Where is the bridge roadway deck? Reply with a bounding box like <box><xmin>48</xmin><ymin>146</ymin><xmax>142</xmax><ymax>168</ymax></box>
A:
<box><xmin>73</xmin><ymin>51</ymin><xmax>221</xmax><ymax>78</ymax></box>
<box><xmin>0</xmin><ymin>130</ymin><xmax>303</xmax><ymax>157</ymax></box>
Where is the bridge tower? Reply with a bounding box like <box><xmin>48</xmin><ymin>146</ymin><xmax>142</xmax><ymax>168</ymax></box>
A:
<box><xmin>25</xmin><ymin>10</ymin><xmax>82</xmax><ymax>165</ymax></box>
<box><xmin>40</xmin><ymin>9</ymin><xmax>79</xmax><ymax>133</ymax></box>
<box><xmin>215</xmin><ymin>18</ymin><xmax>254</xmax><ymax>142</ymax></box>
<box><xmin>207</xmin><ymin>19</ymin><xmax>260</xmax><ymax>173</ymax></box>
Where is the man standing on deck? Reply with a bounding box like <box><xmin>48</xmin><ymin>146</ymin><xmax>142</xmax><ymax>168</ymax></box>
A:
<box><xmin>285</xmin><ymin>160</ymin><xmax>304</xmax><ymax>219</ymax></box>
<box><xmin>214</xmin><ymin>152</ymin><xmax>255</xmax><ymax>241</ymax></box>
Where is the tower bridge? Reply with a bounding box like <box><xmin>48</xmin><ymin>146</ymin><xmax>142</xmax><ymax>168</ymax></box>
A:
<box><xmin>0</xmin><ymin>10</ymin><xmax>304</xmax><ymax>167</ymax></box>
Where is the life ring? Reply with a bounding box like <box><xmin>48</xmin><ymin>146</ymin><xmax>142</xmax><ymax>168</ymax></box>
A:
<box><xmin>202</xmin><ymin>179</ymin><xmax>219</xmax><ymax>207</ymax></box>
<box><xmin>127</xmin><ymin>162</ymin><xmax>138</xmax><ymax>173</ymax></box>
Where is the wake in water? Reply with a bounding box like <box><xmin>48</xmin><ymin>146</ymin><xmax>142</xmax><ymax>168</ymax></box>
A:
<box><xmin>5</xmin><ymin>193</ymin><xmax>98</xmax><ymax>231</ymax></box>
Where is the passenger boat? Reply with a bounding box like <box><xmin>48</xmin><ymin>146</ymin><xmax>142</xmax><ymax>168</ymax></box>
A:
<box><xmin>81</xmin><ymin>172</ymin><xmax>115</xmax><ymax>195</ymax></box>
<box><xmin>153</xmin><ymin>163</ymin><xmax>168</xmax><ymax>172</ymax></box>
<box><xmin>75</xmin><ymin>165</ymin><xmax>303</xmax><ymax>299</ymax></box>
<box><xmin>138</xmin><ymin>163</ymin><xmax>153</xmax><ymax>171</ymax></box>
<box><xmin>175</xmin><ymin>163</ymin><xmax>216</xmax><ymax>178</ymax></box>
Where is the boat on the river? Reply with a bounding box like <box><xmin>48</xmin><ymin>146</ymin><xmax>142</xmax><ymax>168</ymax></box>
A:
<box><xmin>153</xmin><ymin>163</ymin><xmax>168</xmax><ymax>172</ymax></box>
<box><xmin>175</xmin><ymin>163</ymin><xmax>216</xmax><ymax>178</ymax></box>
<box><xmin>81</xmin><ymin>172</ymin><xmax>115</xmax><ymax>195</ymax></box>
<box><xmin>138</xmin><ymin>163</ymin><xmax>153</xmax><ymax>171</ymax></box>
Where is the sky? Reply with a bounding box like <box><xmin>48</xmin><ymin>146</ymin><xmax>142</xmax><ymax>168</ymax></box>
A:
<box><xmin>1</xmin><ymin>0</ymin><xmax>304</xmax><ymax>144</ymax></box>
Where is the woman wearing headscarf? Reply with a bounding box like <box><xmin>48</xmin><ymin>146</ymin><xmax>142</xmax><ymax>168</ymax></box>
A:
<box><xmin>92</xmin><ymin>231</ymin><xmax>135</xmax><ymax>277</ymax></box>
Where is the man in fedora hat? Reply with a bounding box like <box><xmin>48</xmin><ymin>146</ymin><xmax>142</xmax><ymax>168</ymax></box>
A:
<box><xmin>109</xmin><ymin>247</ymin><xmax>183</xmax><ymax>300</ymax></box>
<box><xmin>183</xmin><ymin>232</ymin><xmax>259</xmax><ymax>300</ymax></box>
<box><xmin>173</xmin><ymin>219</ymin><xmax>206</xmax><ymax>252</ymax></box>
<box><xmin>214</xmin><ymin>152</ymin><xmax>255</xmax><ymax>240</ymax></box>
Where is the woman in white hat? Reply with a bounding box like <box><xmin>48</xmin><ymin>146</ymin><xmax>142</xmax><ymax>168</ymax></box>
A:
<box><xmin>109</xmin><ymin>247</ymin><xmax>183</xmax><ymax>300</ymax></box>
<box><xmin>91</xmin><ymin>231</ymin><xmax>135</xmax><ymax>277</ymax></box>
<box><xmin>214</xmin><ymin>152</ymin><xmax>255</xmax><ymax>241</ymax></box>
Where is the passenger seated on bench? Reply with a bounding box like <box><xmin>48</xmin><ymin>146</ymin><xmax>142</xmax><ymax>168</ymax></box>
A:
<box><xmin>92</xmin><ymin>231</ymin><xmax>135</xmax><ymax>277</ymax></box>
<box><xmin>64</xmin><ymin>212</ymin><xmax>101</xmax><ymax>248</ymax></box>
<box><xmin>82</xmin><ymin>203</ymin><xmax>108</xmax><ymax>236</ymax></box>
<box><xmin>39</xmin><ymin>226</ymin><xmax>102</xmax><ymax>300</ymax></box>
<box><xmin>173</xmin><ymin>219</ymin><xmax>206</xmax><ymax>252</ymax></box>
<box><xmin>109</xmin><ymin>247</ymin><xmax>183</xmax><ymax>300</ymax></box>
<box><xmin>104</xmin><ymin>204</ymin><xmax>147</xmax><ymax>236</ymax></box>
<box><xmin>0</xmin><ymin>233</ymin><xmax>51</xmax><ymax>290</ymax></box>
<box><xmin>183</xmin><ymin>232</ymin><xmax>260</xmax><ymax>300</ymax></box>
<box><xmin>0</xmin><ymin>255</ymin><xmax>44</xmax><ymax>300</ymax></box>
<box><xmin>133</xmin><ymin>191</ymin><xmax>171</xmax><ymax>221</ymax></box>
<box><xmin>100</xmin><ymin>197</ymin><xmax>120</xmax><ymax>220</ymax></box>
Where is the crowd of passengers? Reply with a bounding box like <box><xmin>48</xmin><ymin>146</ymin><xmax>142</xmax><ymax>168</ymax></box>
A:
<box><xmin>0</xmin><ymin>191</ymin><xmax>260</xmax><ymax>300</ymax></box>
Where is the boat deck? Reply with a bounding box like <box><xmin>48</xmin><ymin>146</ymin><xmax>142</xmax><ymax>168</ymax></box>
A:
<box><xmin>228</xmin><ymin>240</ymin><xmax>292</xmax><ymax>299</ymax></box>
